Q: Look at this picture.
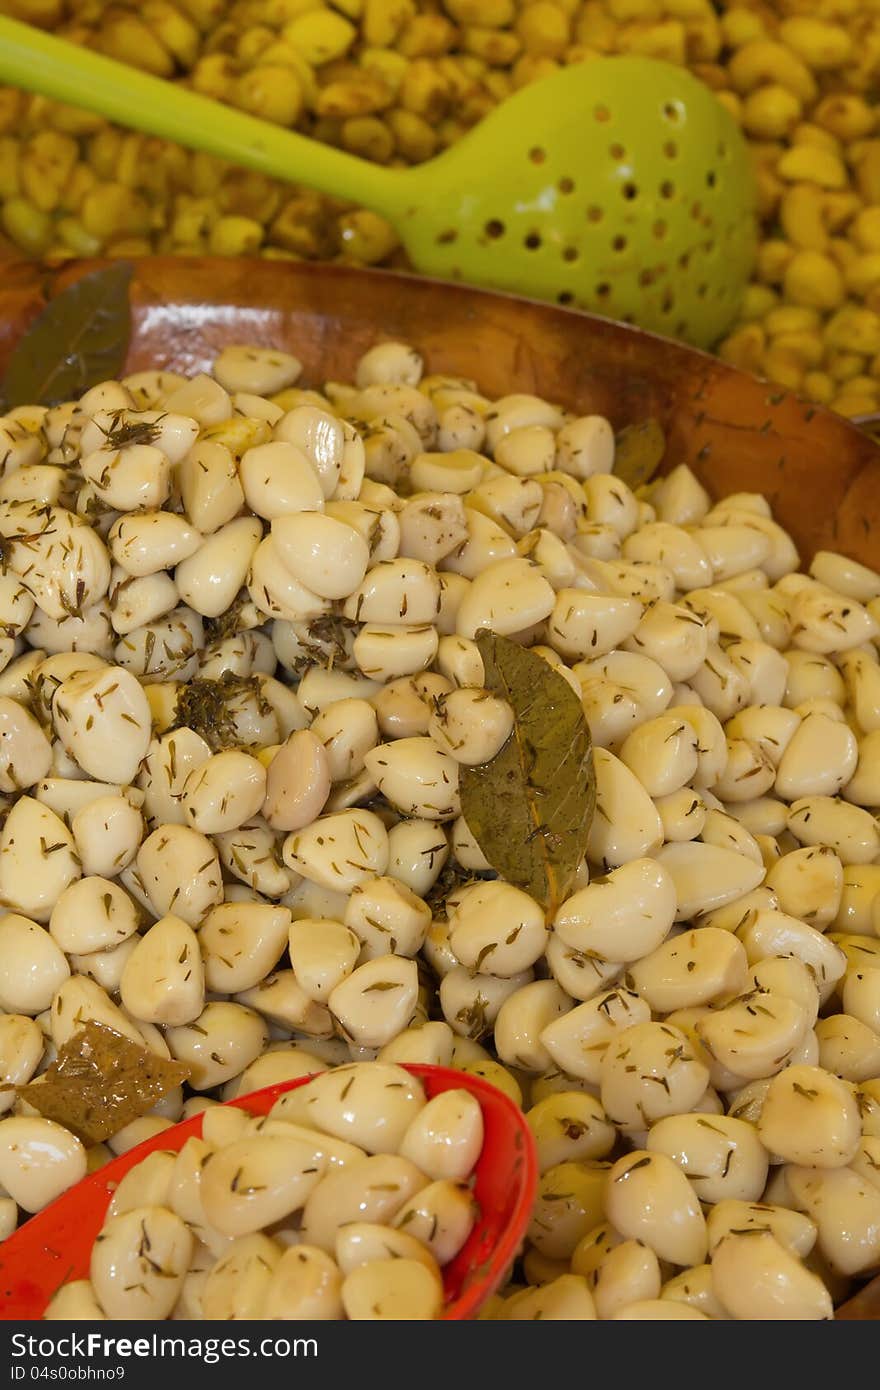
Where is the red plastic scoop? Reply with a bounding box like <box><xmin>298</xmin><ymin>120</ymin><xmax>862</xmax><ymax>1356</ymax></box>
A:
<box><xmin>0</xmin><ymin>1064</ymin><xmax>537</xmax><ymax>1321</ymax></box>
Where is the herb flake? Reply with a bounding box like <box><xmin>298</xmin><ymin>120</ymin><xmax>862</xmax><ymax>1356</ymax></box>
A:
<box><xmin>459</xmin><ymin>631</ymin><xmax>596</xmax><ymax>916</ymax></box>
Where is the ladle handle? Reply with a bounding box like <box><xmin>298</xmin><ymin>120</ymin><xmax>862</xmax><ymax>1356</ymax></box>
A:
<box><xmin>0</xmin><ymin>16</ymin><xmax>403</xmax><ymax>216</ymax></box>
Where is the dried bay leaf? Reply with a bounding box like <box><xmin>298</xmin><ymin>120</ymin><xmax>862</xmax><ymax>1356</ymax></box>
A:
<box><xmin>1</xmin><ymin>262</ymin><xmax>133</xmax><ymax>410</ymax></box>
<box><xmin>613</xmin><ymin>418</ymin><xmax>666</xmax><ymax>489</ymax></box>
<box><xmin>459</xmin><ymin>631</ymin><xmax>596</xmax><ymax>916</ymax></box>
<box><xmin>15</xmin><ymin>1021</ymin><xmax>189</xmax><ymax>1144</ymax></box>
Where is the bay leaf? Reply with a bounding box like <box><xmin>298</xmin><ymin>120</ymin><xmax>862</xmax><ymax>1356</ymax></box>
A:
<box><xmin>613</xmin><ymin>417</ymin><xmax>666</xmax><ymax>489</ymax></box>
<box><xmin>1</xmin><ymin>262</ymin><xmax>133</xmax><ymax>410</ymax></box>
<box><xmin>459</xmin><ymin>631</ymin><xmax>596</xmax><ymax>917</ymax></box>
<box><xmin>14</xmin><ymin>1020</ymin><xmax>190</xmax><ymax>1144</ymax></box>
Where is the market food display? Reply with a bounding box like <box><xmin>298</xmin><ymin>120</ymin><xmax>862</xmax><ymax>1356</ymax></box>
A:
<box><xmin>0</xmin><ymin>24</ymin><xmax>759</xmax><ymax>350</ymax></box>
<box><xmin>0</xmin><ymin>324</ymin><xmax>877</xmax><ymax>1320</ymax></box>
<box><xmin>2</xmin><ymin>1</ymin><xmax>880</xmax><ymax>416</ymax></box>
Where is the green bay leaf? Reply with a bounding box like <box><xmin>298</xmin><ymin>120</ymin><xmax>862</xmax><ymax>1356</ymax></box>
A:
<box><xmin>613</xmin><ymin>417</ymin><xmax>666</xmax><ymax>489</ymax></box>
<box><xmin>459</xmin><ymin>631</ymin><xmax>596</xmax><ymax>916</ymax></box>
<box><xmin>1</xmin><ymin>262</ymin><xmax>133</xmax><ymax>410</ymax></box>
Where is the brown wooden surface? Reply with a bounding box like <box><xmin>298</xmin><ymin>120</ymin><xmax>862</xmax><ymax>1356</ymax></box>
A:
<box><xmin>0</xmin><ymin>256</ymin><xmax>879</xmax><ymax>570</ymax></box>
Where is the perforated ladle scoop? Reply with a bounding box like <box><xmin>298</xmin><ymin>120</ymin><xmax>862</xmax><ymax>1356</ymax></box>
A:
<box><xmin>0</xmin><ymin>16</ymin><xmax>757</xmax><ymax>347</ymax></box>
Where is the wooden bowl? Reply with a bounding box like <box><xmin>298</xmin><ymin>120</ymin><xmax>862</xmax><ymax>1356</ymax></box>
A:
<box><xmin>1</xmin><ymin>256</ymin><xmax>880</xmax><ymax>1320</ymax></box>
<box><xmin>1</xmin><ymin>256</ymin><xmax>879</xmax><ymax>569</ymax></box>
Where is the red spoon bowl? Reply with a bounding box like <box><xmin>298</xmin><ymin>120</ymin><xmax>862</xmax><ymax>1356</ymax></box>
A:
<box><xmin>0</xmin><ymin>1064</ymin><xmax>537</xmax><ymax>1321</ymax></box>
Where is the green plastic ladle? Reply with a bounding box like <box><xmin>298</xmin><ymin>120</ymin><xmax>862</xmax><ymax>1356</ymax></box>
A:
<box><xmin>0</xmin><ymin>15</ymin><xmax>757</xmax><ymax>347</ymax></box>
